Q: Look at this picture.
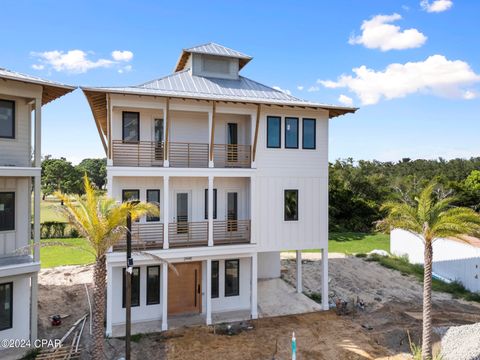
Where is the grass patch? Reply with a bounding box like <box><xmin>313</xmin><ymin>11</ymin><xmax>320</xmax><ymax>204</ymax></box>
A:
<box><xmin>40</xmin><ymin>199</ymin><xmax>68</xmax><ymax>223</ymax></box>
<box><xmin>40</xmin><ymin>238</ymin><xmax>94</xmax><ymax>268</ymax></box>
<box><xmin>367</xmin><ymin>254</ymin><xmax>480</xmax><ymax>303</ymax></box>
<box><xmin>305</xmin><ymin>292</ymin><xmax>322</xmax><ymax>304</ymax></box>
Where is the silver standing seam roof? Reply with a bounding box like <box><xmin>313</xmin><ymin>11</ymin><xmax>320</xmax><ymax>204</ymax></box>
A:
<box><xmin>184</xmin><ymin>43</ymin><xmax>252</xmax><ymax>60</ymax></box>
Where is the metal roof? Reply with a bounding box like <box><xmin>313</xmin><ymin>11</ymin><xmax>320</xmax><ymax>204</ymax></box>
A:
<box><xmin>0</xmin><ymin>67</ymin><xmax>76</xmax><ymax>105</ymax></box>
<box><xmin>175</xmin><ymin>42</ymin><xmax>252</xmax><ymax>72</ymax></box>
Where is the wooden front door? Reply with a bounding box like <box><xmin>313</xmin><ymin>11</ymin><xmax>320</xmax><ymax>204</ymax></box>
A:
<box><xmin>168</xmin><ymin>262</ymin><xmax>202</xmax><ymax>315</ymax></box>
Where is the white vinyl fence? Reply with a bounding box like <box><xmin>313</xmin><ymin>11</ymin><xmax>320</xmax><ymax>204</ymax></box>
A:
<box><xmin>391</xmin><ymin>229</ymin><xmax>480</xmax><ymax>292</ymax></box>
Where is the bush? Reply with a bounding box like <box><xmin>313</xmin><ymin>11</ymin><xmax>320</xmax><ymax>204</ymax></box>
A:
<box><xmin>69</xmin><ymin>228</ymin><xmax>80</xmax><ymax>238</ymax></box>
<box><xmin>40</xmin><ymin>221</ymin><xmax>67</xmax><ymax>239</ymax></box>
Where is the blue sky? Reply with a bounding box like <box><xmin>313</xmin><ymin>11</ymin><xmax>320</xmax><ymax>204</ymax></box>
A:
<box><xmin>1</xmin><ymin>0</ymin><xmax>479</xmax><ymax>163</ymax></box>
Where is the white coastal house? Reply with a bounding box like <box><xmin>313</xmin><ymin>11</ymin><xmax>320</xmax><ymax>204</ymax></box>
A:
<box><xmin>0</xmin><ymin>69</ymin><xmax>74</xmax><ymax>343</ymax></box>
<box><xmin>82</xmin><ymin>43</ymin><xmax>357</xmax><ymax>336</ymax></box>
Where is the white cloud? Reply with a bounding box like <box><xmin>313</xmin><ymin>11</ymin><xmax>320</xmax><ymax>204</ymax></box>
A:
<box><xmin>272</xmin><ymin>86</ymin><xmax>291</xmax><ymax>95</ymax></box>
<box><xmin>118</xmin><ymin>65</ymin><xmax>133</xmax><ymax>74</ymax></box>
<box><xmin>338</xmin><ymin>94</ymin><xmax>354</xmax><ymax>106</ymax></box>
<box><xmin>31</xmin><ymin>49</ymin><xmax>134</xmax><ymax>74</ymax></box>
<box><xmin>112</xmin><ymin>50</ymin><xmax>133</xmax><ymax>62</ymax></box>
<box><xmin>307</xmin><ymin>86</ymin><xmax>320</xmax><ymax>92</ymax></box>
<box><xmin>349</xmin><ymin>13</ymin><xmax>427</xmax><ymax>51</ymax></box>
<box><xmin>297</xmin><ymin>85</ymin><xmax>304</xmax><ymax>91</ymax></box>
<box><xmin>421</xmin><ymin>0</ymin><xmax>453</xmax><ymax>13</ymax></box>
<box><xmin>319</xmin><ymin>55</ymin><xmax>480</xmax><ymax>105</ymax></box>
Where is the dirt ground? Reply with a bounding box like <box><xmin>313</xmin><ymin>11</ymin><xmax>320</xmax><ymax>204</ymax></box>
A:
<box><xmin>36</xmin><ymin>255</ymin><xmax>480</xmax><ymax>359</ymax></box>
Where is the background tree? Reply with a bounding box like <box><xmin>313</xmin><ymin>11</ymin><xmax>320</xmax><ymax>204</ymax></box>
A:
<box><xmin>377</xmin><ymin>183</ymin><xmax>480</xmax><ymax>359</ymax></box>
<box><xmin>77</xmin><ymin>158</ymin><xmax>107</xmax><ymax>189</ymax></box>
<box><xmin>41</xmin><ymin>157</ymin><xmax>82</xmax><ymax>199</ymax></box>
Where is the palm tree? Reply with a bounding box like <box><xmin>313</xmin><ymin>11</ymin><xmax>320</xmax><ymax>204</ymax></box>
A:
<box><xmin>55</xmin><ymin>175</ymin><xmax>158</xmax><ymax>360</ymax></box>
<box><xmin>377</xmin><ymin>182</ymin><xmax>480</xmax><ymax>359</ymax></box>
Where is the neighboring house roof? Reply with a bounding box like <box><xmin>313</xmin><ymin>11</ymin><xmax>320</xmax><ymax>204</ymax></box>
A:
<box><xmin>175</xmin><ymin>42</ymin><xmax>252</xmax><ymax>72</ymax></box>
<box><xmin>0</xmin><ymin>67</ymin><xmax>75</xmax><ymax>105</ymax></box>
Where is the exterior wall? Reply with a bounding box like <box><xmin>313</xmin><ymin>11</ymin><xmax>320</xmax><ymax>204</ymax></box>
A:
<box><xmin>391</xmin><ymin>229</ymin><xmax>480</xmax><ymax>292</ymax></box>
<box><xmin>213</xmin><ymin>113</ymin><xmax>251</xmax><ymax>145</ymax></box>
<box><xmin>111</xmin><ymin>107</ymin><xmax>165</xmax><ymax>143</ymax></box>
<box><xmin>258</xmin><ymin>251</ymin><xmax>280</xmax><ymax>279</ymax></box>
<box><xmin>0</xmin><ymin>177</ymin><xmax>31</xmax><ymax>256</ymax></box>
<box><xmin>0</xmin><ymin>274</ymin><xmax>31</xmax><ymax>341</ymax></box>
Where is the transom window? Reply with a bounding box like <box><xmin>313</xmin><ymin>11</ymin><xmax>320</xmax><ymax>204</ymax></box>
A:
<box><xmin>122</xmin><ymin>267</ymin><xmax>140</xmax><ymax>307</ymax></box>
<box><xmin>285</xmin><ymin>117</ymin><xmax>299</xmax><ymax>149</ymax></box>
<box><xmin>122</xmin><ymin>112</ymin><xmax>139</xmax><ymax>142</ymax></box>
<box><xmin>0</xmin><ymin>282</ymin><xmax>12</xmax><ymax>331</ymax></box>
<box><xmin>0</xmin><ymin>192</ymin><xmax>15</xmax><ymax>231</ymax></box>
<box><xmin>302</xmin><ymin>118</ymin><xmax>316</xmax><ymax>149</ymax></box>
<box><xmin>0</xmin><ymin>100</ymin><xmax>14</xmax><ymax>139</ymax></box>
<box><xmin>225</xmin><ymin>259</ymin><xmax>240</xmax><ymax>297</ymax></box>
<box><xmin>284</xmin><ymin>189</ymin><xmax>298</xmax><ymax>221</ymax></box>
<box><xmin>266</xmin><ymin>116</ymin><xmax>281</xmax><ymax>148</ymax></box>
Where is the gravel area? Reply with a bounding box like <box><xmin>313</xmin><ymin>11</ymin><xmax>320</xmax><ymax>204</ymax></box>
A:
<box><xmin>441</xmin><ymin>323</ymin><xmax>480</xmax><ymax>360</ymax></box>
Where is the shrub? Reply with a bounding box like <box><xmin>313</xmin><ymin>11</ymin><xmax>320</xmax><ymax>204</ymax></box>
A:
<box><xmin>40</xmin><ymin>221</ymin><xmax>67</xmax><ymax>239</ymax></box>
<box><xmin>69</xmin><ymin>228</ymin><xmax>80</xmax><ymax>238</ymax></box>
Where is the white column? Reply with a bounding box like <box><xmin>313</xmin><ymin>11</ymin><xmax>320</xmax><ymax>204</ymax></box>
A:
<box><xmin>206</xmin><ymin>259</ymin><xmax>212</xmax><ymax>325</ymax></box>
<box><xmin>249</xmin><ymin>176</ymin><xmax>255</xmax><ymax>245</ymax></box>
<box><xmin>163</xmin><ymin>176</ymin><xmax>169</xmax><ymax>249</ymax></box>
<box><xmin>208</xmin><ymin>176</ymin><xmax>214</xmax><ymax>246</ymax></box>
<box><xmin>296</xmin><ymin>250</ymin><xmax>302</xmax><ymax>294</ymax></box>
<box><xmin>161</xmin><ymin>262</ymin><xmax>168</xmax><ymax>330</ymax></box>
<box><xmin>163</xmin><ymin>104</ymin><xmax>169</xmax><ymax>167</ymax></box>
<box><xmin>251</xmin><ymin>253</ymin><xmax>258</xmax><ymax>319</ymax></box>
<box><xmin>34</xmin><ymin>99</ymin><xmax>41</xmax><ymax>167</ymax></box>
<box><xmin>30</xmin><ymin>274</ymin><xmax>38</xmax><ymax>341</ymax></box>
<box><xmin>208</xmin><ymin>110</ymin><xmax>214</xmax><ymax>168</ymax></box>
<box><xmin>106</xmin><ymin>264</ymin><xmax>113</xmax><ymax>336</ymax></box>
<box><xmin>33</xmin><ymin>99</ymin><xmax>41</xmax><ymax>262</ymax></box>
<box><xmin>321</xmin><ymin>247</ymin><xmax>329</xmax><ymax>310</ymax></box>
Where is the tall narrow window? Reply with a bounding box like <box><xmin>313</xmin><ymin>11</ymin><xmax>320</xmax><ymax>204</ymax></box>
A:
<box><xmin>0</xmin><ymin>100</ymin><xmax>14</xmax><ymax>139</ymax></box>
<box><xmin>0</xmin><ymin>192</ymin><xmax>15</xmax><ymax>231</ymax></box>
<box><xmin>146</xmin><ymin>266</ymin><xmax>160</xmax><ymax>305</ymax></box>
<box><xmin>122</xmin><ymin>112</ymin><xmax>139</xmax><ymax>142</ymax></box>
<box><xmin>227</xmin><ymin>123</ymin><xmax>238</xmax><ymax>162</ymax></box>
<box><xmin>285</xmin><ymin>117</ymin><xmax>299</xmax><ymax>149</ymax></box>
<box><xmin>0</xmin><ymin>282</ymin><xmax>13</xmax><ymax>330</ymax></box>
<box><xmin>227</xmin><ymin>192</ymin><xmax>238</xmax><ymax>231</ymax></box>
<box><xmin>122</xmin><ymin>267</ymin><xmax>140</xmax><ymax>307</ymax></box>
<box><xmin>284</xmin><ymin>190</ymin><xmax>299</xmax><ymax>221</ymax></box>
<box><xmin>146</xmin><ymin>190</ymin><xmax>160</xmax><ymax>222</ymax></box>
<box><xmin>211</xmin><ymin>260</ymin><xmax>219</xmax><ymax>298</ymax></box>
<box><xmin>204</xmin><ymin>189</ymin><xmax>217</xmax><ymax>220</ymax></box>
<box><xmin>266</xmin><ymin>116</ymin><xmax>281</xmax><ymax>148</ymax></box>
<box><xmin>154</xmin><ymin>119</ymin><xmax>164</xmax><ymax>161</ymax></box>
<box><xmin>122</xmin><ymin>189</ymin><xmax>139</xmax><ymax>202</ymax></box>
<box><xmin>302</xmin><ymin>118</ymin><xmax>316</xmax><ymax>149</ymax></box>
<box><xmin>225</xmin><ymin>259</ymin><xmax>240</xmax><ymax>297</ymax></box>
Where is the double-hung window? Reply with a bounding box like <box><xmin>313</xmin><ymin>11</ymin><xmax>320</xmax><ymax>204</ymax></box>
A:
<box><xmin>285</xmin><ymin>117</ymin><xmax>299</xmax><ymax>149</ymax></box>
<box><xmin>122</xmin><ymin>112</ymin><xmax>140</xmax><ymax>142</ymax></box>
<box><xmin>266</xmin><ymin>116</ymin><xmax>281</xmax><ymax>148</ymax></box>
<box><xmin>122</xmin><ymin>267</ymin><xmax>140</xmax><ymax>307</ymax></box>
<box><xmin>0</xmin><ymin>100</ymin><xmax>14</xmax><ymax>139</ymax></box>
<box><xmin>0</xmin><ymin>282</ymin><xmax>12</xmax><ymax>330</ymax></box>
<box><xmin>302</xmin><ymin>118</ymin><xmax>316</xmax><ymax>149</ymax></box>
<box><xmin>0</xmin><ymin>192</ymin><xmax>15</xmax><ymax>231</ymax></box>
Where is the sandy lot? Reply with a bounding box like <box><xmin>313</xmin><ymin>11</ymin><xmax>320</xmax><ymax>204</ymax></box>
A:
<box><xmin>36</xmin><ymin>254</ymin><xmax>480</xmax><ymax>359</ymax></box>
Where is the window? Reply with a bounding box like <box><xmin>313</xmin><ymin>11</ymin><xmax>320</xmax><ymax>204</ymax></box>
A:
<box><xmin>204</xmin><ymin>189</ymin><xmax>217</xmax><ymax>220</ymax></box>
<box><xmin>146</xmin><ymin>190</ymin><xmax>160</xmax><ymax>222</ymax></box>
<box><xmin>225</xmin><ymin>259</ymin><xmax>239</xmax><ymax>297</ymax></box>
<box><xmin>285</xmin><ymin>117</ymin><xmax>299</xmax><ymax>149</ymax></box>
<box><xmin>0</xmin><ymin>100</ymin><xmax>14</xmax><ymax>139</ymax></box>
<box><xmin>284</xmin><ymin>190</ymin><xmax>298</xmax><ymax>221</ymax></box>
<box><xmin>122</xmin><ymin>189</ymin><xmax>139</xmax><ymax>202</ymax></box>
<box><xmin>0</xmin><ymin>282</ymin><xmax>12</xmax><ymax>331</ymax></box>
<box><xmin>122</xmin><ymin>267</ymin><xmax>140</xmax><ymax>307</ymax></box>
<box><xmin>122</xmin><ymin>112</ymin><xmax>139</xmax><ymax>142</ymax></box>
<box><xmin>266</xmin><ymin>116</ymin><xmax>281</xmax><ymax>148</ymax></box>
<box><xmin>302</xmin><ymin>118</ymin><xmax>316</xmax><ymax>149</ymax></box>
<box><xmin>211</xmin><ymin>261</ymin><xmax>219</xmax><ymax>298</ymax></box>
<box><xmin>146</xmin><ymin>266</ymin><xmax>160</xmax><ymax>305</ymax></box>
<box><xmin>203</xmin><ymin>56</ymin><xmax>230</xmax><ymax>74</ymax></box>
<box><xmin>0</xmin><ymin>192</ymin><xmax>15</xmax><ymax>231</ymax></box>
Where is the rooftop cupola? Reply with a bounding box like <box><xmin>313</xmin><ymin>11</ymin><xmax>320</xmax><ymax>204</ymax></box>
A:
<box><xmin>174</xmin><ymin>42</ymin><xmax>252</xmax><ymax>80</ymax></box>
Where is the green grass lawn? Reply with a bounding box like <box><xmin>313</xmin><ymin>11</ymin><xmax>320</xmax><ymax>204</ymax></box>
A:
<box><xmin>328</xmin><ymin>232</ymin><xmax>390</xmax><ymax>254</ymax></box>
<box><xmin>40</xmin><ymin>238</ymin><xmax>94</xmax><ymax>268</ymax></box>
<box><xmin>40</xmin><ymin>199</ymin><xmax>68</xmax><ymax>223</ymax></box>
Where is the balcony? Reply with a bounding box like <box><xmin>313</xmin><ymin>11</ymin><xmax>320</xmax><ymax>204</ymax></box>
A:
<box><xmin>169</xmin><ymin>221</ymin><xmax>209</xmax><ymax>247</ymax></box>
<box><xmin>112</xmin><ymin>141</ymin><xmax>251</xmax><ymax>168</ymax></box>
<box><xmin>213</xmin><ymin>220</ymin><xmax>251</xmax><ymax>245</ymax></box>
<box><xmin>113</xmin><ymin>222</ymin><xmax>164</xmax><ymax>251</ymax></box>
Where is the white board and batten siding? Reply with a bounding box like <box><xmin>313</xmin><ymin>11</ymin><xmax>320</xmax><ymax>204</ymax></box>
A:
<box><xmin>391</xmin><ymin>229</ymin><xmax>480</xmax><ymax>292</ymax></box>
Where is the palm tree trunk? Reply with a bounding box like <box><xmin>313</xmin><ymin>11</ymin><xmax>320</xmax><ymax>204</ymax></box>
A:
<box><xmin>92</xmin><ymin>255</ymin><xmax>106</xmax><ymax>360</ymax></box>
<box><xmin>421</xmin><ymin>240</ymin><xmax>433</xmax><ymax>360</ymax></box>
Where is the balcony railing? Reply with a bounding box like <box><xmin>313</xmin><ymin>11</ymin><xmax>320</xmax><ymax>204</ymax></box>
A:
<box><xmin>213</xmin><ymin>144</ymin><xmax>251</xmax><ymax>168</ymax></box>
<box><xmin>213</xmin><ymin>220</ymin><xmax>251</xmax><ymax>245</ymax></box>
<box><xmin>168</xmin><ymin>142</ymin><xmax>209</xmax><ymax>168</ymax></box>
<box><xmin>169</xmin><ymin>221</ymin><xmax>208</xmax><ymax>247</ymax></box>
<box><xmin>113</xmin><ymin>222</ymin><xmax>164</xmax><ymax>251</ymax></box>
<box><xmin>112</xmin><ymin>141</ymin><xmax>164</xmax><ymax>167</ymax></box>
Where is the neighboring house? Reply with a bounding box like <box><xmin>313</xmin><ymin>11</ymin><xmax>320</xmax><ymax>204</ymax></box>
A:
<box><xmin>391</xmin><ymin>229</ymin><xmax>480</xmax><ymax>292</ymax></box>
<box><xmin>82</xmin><ymin>43</ymin><xmax>357</xmax><ymax>336</ymax></box>
<box><xmin>0</xmin><ymin>69</ymin><xmax>74</xmax><ymax>343</ymax></box>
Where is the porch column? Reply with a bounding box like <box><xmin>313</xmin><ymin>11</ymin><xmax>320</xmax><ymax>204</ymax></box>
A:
<box><xmin>249</xmin><ymin>176</ymin><xmax>255</xmax><ymax>244</ymax></box>
<box><xmin>30</xmin><ymin>274</ymin><xmax>38</xmax><ymax>341</ymax></box>
<box><xmin>163</xmin><ymin>176</ymin><xmax>169</xmax><ymax>249</ymax></box>
<box><xmin>208</xmin><ymin>108</ymin><xmax>214</xmax><ymax>168</ymax></box>
<box><xmin>161</xmin><ymin>262</ymin><xmax>168</xmax><ymax>330</ymax></box>
<box><xmin>208</xmin><ymin>176</ymin><xmax>214</xmax><ymax>247</ymax></box>
<box><xmin>106</xmin><ymin>264</ymin><xmax>113</xmax><ymax>336</ymax></box>
<box><xmin>251</xmin><ymin>253</ymin><xmax>258</xmax><ymax>319</ymax></box>
<box><xmin>321</xmin><ymin>247</ymin><xmax>329</xmax><ymax>310</ymax></box>
<box><xmin>163</xmin><ymin>98</ymin><xmax>170</xmax><ymax>167</ymax></box>
<box><xmin>206</xmin><ymin>259</ymin><xmax>212</xmax><ymax>325</ymax></box>
<box><xmin>33</xmin><ymin>99</ymin><xmax>41</xmax><ymax>262</ymax></box>
<box><xmin>296</xmin><ymin>250</ymin><xmax>302</xmax><ymax>293</ymax></box>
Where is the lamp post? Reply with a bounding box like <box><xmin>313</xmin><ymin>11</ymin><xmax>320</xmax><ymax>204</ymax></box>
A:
<box><xmin>125</xmin><ymin>200</ymin><xmax>138</xmax><ymax>360</ymax></box>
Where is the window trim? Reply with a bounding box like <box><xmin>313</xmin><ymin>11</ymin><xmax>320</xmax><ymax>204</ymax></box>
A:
<box><xmin>266</xmin><ymin>116</ymin><xmax>281</xmax><ymax>149</ymax></box>
<box><xmin>302</xmin><ymin>118</ymin><xmax>316</xmax><ymax>150</ymax></box>
<box><xmin>0</xmin><ymin>99</ymin><xmax>15</xmax><ymax>139</ymax></box>
<box><xmin>0</xmin><ymin>282</ymin><xmax>13</xmax><ymax>331</ymax></box>
<box><xmin>0</xmin><ymin>192</ymin><xmax>15</xmax><ymax>232</ymax></box>
<box><xmin>211</xmin><ymin>260</ymin><xmax>219</xmax><ymax>299</ymax></box>
<box><xmin>146</xmin><ymin>266</ymin><xmax>160</xmax><ymax>305</ymax></box>
<box><xmin>284</xmin><ymin>189</ymin><xmax>299</xmax><ymax>221</ymax></box>
<box><xmin>224</xmin><ymin>259</ymin><xmax>240</xmax><ymax>297</ymax></box>
<box><xmin>122</xmin><ymin>111</ymin><xmax>140</xmax><ymax>142</ymax></box>
<box><xmin>146</xmin><ymin>189</ymin><xmax>160</xmax><ymax>222</ymax></box>
<box><xmin>204</xmin><ymin>189</ymin><xmax>217</xmax><ymax>220</ymax></box>
<box><xmin>122</xmin><ymin>267</ymin><xmax>140</xmax><ymax>308</ymax></box>
<box><xmin>284</xmin><ymin>117</ymin><xmax>299</xmax><ymax>149</ymax></box>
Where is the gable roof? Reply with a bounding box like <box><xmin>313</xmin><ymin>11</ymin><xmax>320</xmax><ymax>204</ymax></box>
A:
<box><xmin>175</xmin><ymin>42</ymin><xmax>252</xmax><ymax>72</ymax></box>
<box><xmin>0</xmin><ymin>67</ymin><xmax>75</xmax><ymax>105</ymax></box>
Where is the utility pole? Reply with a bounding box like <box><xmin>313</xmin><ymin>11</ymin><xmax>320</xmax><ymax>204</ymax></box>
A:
<box><xmin>125</xmin><ymin>210</ymin><xmax>133</xmax><ymax>360</ymax></box>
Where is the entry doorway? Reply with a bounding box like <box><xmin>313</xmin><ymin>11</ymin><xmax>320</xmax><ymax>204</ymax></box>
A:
<box><xmin>168</xmin><ymin>262</ymin><xmax>202</xmax><ymax>315</ymax></box>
